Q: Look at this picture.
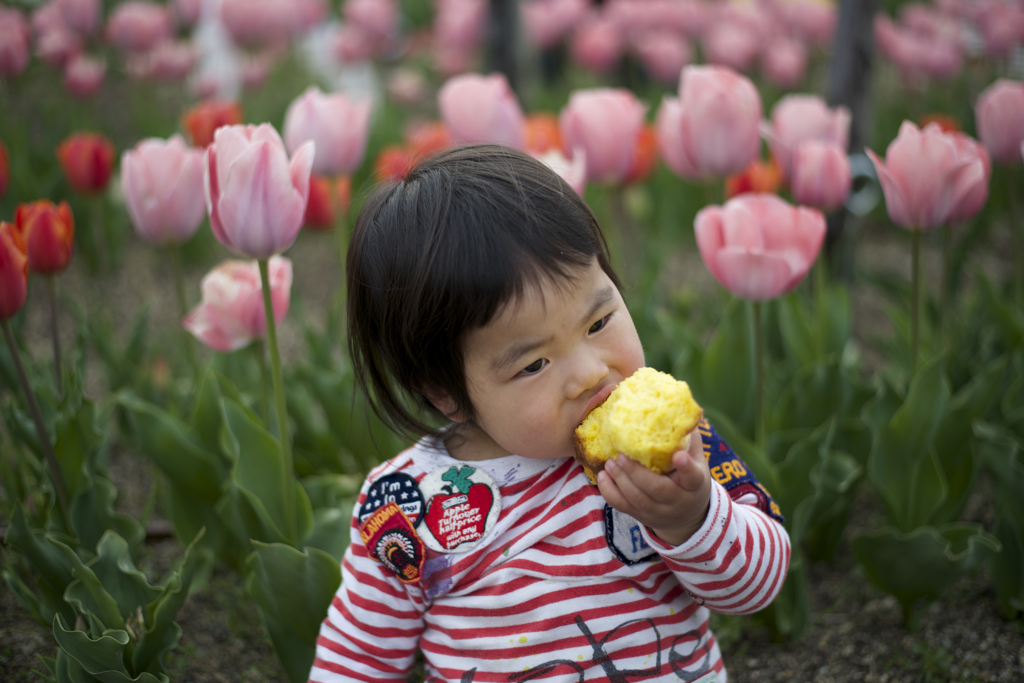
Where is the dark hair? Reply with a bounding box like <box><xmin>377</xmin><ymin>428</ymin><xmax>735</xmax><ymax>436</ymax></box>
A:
<box><xmin>346</xmin><ymin>144</ymin><xmax>620</xmax><ymax>442</ymax></box>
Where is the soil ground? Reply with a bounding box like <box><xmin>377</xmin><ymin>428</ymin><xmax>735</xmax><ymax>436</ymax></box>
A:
<box><xmin>2</xmin><ymin>216</ymin><xmax>1023</xmax><ymax>682</ymax></box>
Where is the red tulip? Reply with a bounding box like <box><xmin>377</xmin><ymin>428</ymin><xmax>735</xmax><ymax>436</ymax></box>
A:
<box><xmin>867</xmin><ymin>121</ymin><xmax>986</xmax><ymax>230</ymax></box>
<box><xmin>725</xmin><ymin>157</ymin><xmax>782</xmax><ymax>199</ymax></box>
<box><xmin>15</xmin><ymin>200</ymin><xmax>75</xmax><ymax>274</ymax></box>
<box><xmin>560</xmin><ymin>88</ymin><xmax>645</xmax><ymax>184</ymax></box>
<box><xmin>204</xmin><ymin>124</ymin><xmax>314</xmax><ymax>259</ymax></box>
<box><xmin>57</xmin><ymin>132</ymin><xmax>114</xmax><ymax>194</ymax></box>
<box><xmin>182</xmin><ymin>100</ymin><xmax>243</xmax><ymax>148</ymax></box>
<box><xmin>975</xmin><ymin>79</ymin><xmax>1024</xmax><ymax>165</ymax></box>
<box><xmin>918</xmin><ymin>113</ymin><xmax>960</xmax><ymax>133</ymax></box>
<box><xmin>524</xmin><ymin>113</ymin><xmax>562</xmax><ymax>155</ymax></box>
<box><xmin>695</xmin><ymin>193</ymin><xmax>826</xmax><ymax>301</ymax></box>
<box><xmin>406</xmin><ymin>121</ymin><xmax>452</xmax><ymax>158</ymax></box>
<box><xmin>0</xmin><ymin>221</ymin><xmax>28</xmax><ymax>320</ymax></box>
<box><xmin>438</xmin><ymin>73</ymin><xmax>525</xmax><ymax>149</ymax></box>
<box><xmin>374</xmin><ymin>145</ymin><xmax>414</xmax><ymax>183</ymax></box>
<box><xmin>790</xmin><ymin>141</ymin><xmax>852</xmax><ymax>212</ymax></box>
<box><xmin>105</xmin><ymin>2</ymin><xmax>172</xmax><ymax>53</ymax></box>
<box><xmin>303</xmin><ymin>175</ymin><xmax>335</xmax><ymax>229</ymax></box>
<box><xmin>0</xmin><ymin>7</ymin><xmax>31</xmax><ymax>77</ymax></box>
<box><xmin>0</xmin><ymin>140</ymin><xmax>8</xmax><ymax>199</ymax></box>
<box><xmin>625</xmin><ymin>124</ymin><xmax>658</xmax><ymax>185</ymax></box>
<box><xmin>656</xmin><ymin>65</ymin><xmax>762</xmax><ymax>180</ymax></box>
<box><xmin>182</xmin><ymin>256</ymin><xmax>292</xmax><ymax>351</ymax></box>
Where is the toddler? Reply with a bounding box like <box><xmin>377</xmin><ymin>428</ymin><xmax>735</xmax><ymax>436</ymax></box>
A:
<box><xmin>309</xmin><ymin>145</ymin><xmax>790</xmax><ymax>683</ymax></box>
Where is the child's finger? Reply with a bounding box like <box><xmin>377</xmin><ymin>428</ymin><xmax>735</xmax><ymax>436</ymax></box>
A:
<box><xmin>602</xmin><ymin>455</ymin><xmax>656</xmax><ymax>509</ymax></box>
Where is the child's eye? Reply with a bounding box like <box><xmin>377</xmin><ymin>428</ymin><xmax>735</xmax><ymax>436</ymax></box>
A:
<box><xmin>519</xmin><ymin>358</ymin><xmax>546</xmax><ymax>375</ymax></box>
<box><xmin>589</xmin><ymin>314</ymin><xmax>611</xmax><ymax>334</ymax></box>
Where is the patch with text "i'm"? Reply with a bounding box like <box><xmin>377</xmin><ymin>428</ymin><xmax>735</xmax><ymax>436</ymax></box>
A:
<box><xmin>358</xmin><ymin>472</ymin><xmax>425</xmax><ymax>526</ymax></box>
<box><xmin>360</xmin><ymin>501</ymin><xmax>425</xmax><ymax>584</ymax></box>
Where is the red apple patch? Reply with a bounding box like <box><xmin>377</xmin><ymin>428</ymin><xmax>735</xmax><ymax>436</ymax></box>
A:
<box><xmin>419</xmin><ymin>465</ymin><xmax>501</xmax><ymax>553</ymax></box>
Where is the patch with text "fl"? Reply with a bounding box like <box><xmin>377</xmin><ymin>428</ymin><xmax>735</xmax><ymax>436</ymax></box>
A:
<box><xmin>360</xmin><ymin>501</ymin><xmax>425</xmax><ymax>584</ymax></box>
<box><xmin>604</xmin><ymin>504</ymin><xmax>657</xmax><ymax>565</ymax></box>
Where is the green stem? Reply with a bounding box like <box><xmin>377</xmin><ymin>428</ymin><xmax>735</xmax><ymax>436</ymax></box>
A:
<box><xmin>257</xmin><ymin>338</ymin><xmax>271</xmax><ymax>428</ymax></box>
<box><xmin>1007</xmin><ymin>167</ymin><xmax>1023</xmax><ymax>306</ymax></box>
<box><xmin>2</xmin><ymin>320</ymin><xmax>72</xmax><ymax>533</ymax></box>
<box><xmin>46</xmin><ymin>276</ymin><xmax>62</xmax><ymax>397</ymax></box>
<box><xmin>910</xmin><ymin>229</ymin><xmax>921</xmax><ymax>381</ymax></box>
<box><xmin>171</xmin><ymin>246</ymin><xmax>200</xmax><ymax>383</ymax></box>
<box><xmin>753</xmin><ymin>300</ymin><xmax>765</xmax><ymax>448</ymax></box>
<box><xmin>258</xmin><ymin>258</ymin><xmax>296</xmax><ymax>543</ymax></box>
<box><xmin>940</xmin><ymin>223</ymin><xmax>952</xmax><ymax>348</ymax></box>
<box><xmin>90</xmin><ymin>196</ymin><xmax>105</xmax><ymax>272</ymax></box>
<box><xmin>608</xmin><ymin>186</ymin><xmax>641</xmax><ymax>286</ymax></box>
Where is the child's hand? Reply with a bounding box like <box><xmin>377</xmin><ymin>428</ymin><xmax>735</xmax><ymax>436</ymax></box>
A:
<box><xmin>596</xmin><ymin>427</ymin><xmax>710</xmax><ymax>547</ymax></box>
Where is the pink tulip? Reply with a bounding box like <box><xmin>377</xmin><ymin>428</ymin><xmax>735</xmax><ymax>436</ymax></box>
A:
<box><xmin>559</xmin><ymin>88</ymin><xmax>645</xmax><ymax>184</ymax></box>
<box><xmin>975</xmin><ymin>79</ymin><xmax>1024</xmax><ymax>165</ymax></box>
<box><xmin>56</xmin><ymin>0</ymin><xmax>99</xmax><ymax>36</ymax></box>
<box><xmin>106</xmin><ymin>2</ymin><xmax>173</xmax><ymax>53</ymax></box>
<box><xmin>702</xmin><ymin>20</ymin><xmax>761</xmax><ymax>72</ymax></box>
<box><xmin>122</xmin><ymin>135</ymin><xmax>207</xmax><ymax>245</ymax></box>
<box><xmin>438</xmin><ymin>73</ymin><xmax>525</xmax><ymax>149</ymax></box>
<box><xmin>173</xmin><ymin>0</ymin><xmax>203</xmax><ymax>27</ymax></box>
<box><xmin>220</xmin><ymin>0</ymin><xmax>299</xmax><ymax>47</ymax></box>
<box><xmin>763</xmin><ymin>94</ymin><xmax>850</xmax><ymax>182</ymax></box>
<box><xmin>63</xmin><ymin>53</ymin><xmax>105</xmax><ymax>97</ymax></box>
<box><xmin>33</xmin><ymin>3</ymin><xmax>82</xmax><ymax>67</ymax></box>
<box><xmin>790</xmin><ymin>141</ymin><xmax>852</xmax><ymax>212</ymax></box>
<box><xmin>0</xmin><ymin>8</ymin><xmax>30</xmax><ymax>77</ymax></box>
<box><xmin>866</xmin><ymin>121</ymin><xmax>986</xmax><ymax>230</ymax></box>
<box><xmin>695</xmin><ymin>193</ymin><xmax>825</xmax><ymax>301</ymax></box>
<box><xmin>204</xmin><ymin>124</ymin><xmax>314</xmax><ymax>259</ymax></box>
<box><xmin>344</xmin><ymin>0</ymin><xmax>398</xmax><ymax>44</ymax></box>
<box><xmin>386</xmin><ymin>67</ymin><xmax>429</xmax><ymax>106</ymax></box>
<box><xmin>435</xmin><ymin>0</ymin><xmax>486</xmax><ymax>52</ymax></box>
<box><xmin>656</xmin><ymin>65</ymin><xmax>762</xmax><ymax>179</ymax></box>
<box><xmin>533</xmin><ymin>147</ymin><xmax>587</xmax><ymax>196</ymax></box>
<box><xmin>632</xmin><ymin>30</ymin><xmax>692</xmax><ymax>84</ymax></box>
<box><xmin>522</xmin><ymin>0</ymin><xmax>588</xmax><ymax>49</ymax></box>
<box><xmin>183</xmin><ymin>256</ymin><xmax>292</xmax><ymax>352</ymax></box>
<box><xmin>977</xmin><ymin>2</ymin><xmax>1024</xmax><ymax>59</ymax></box>
<box><xmin>140</xmin><ymin>40</ymin><xmax>196</xmax><ymax>81</ymax></box>
<box><xmin>761</xmin><ymin>37</ymin><xmax>808</xmax><ymax>89</ymax></box>
<box><xmin>283</xmin><ymin>86</ymin><xmax>372</xmax><ymax>176</ymax></box>
<box><xmin>783</xmin><ymin>0</ymin><xmax>836</xmax><ymax>46</ymax></box>
<box><xmin>945</xmin><ymin>133</ymin><xmax>990</xmax><ymax>224</ymax></box>
<box><xmin>570</xmin><ymin>12</ymin><xmax>624</xmax><ymax>74</ymax></box>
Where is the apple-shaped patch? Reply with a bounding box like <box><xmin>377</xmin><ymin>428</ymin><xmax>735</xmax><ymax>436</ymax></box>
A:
<box><xmin>418</xmin><ymin>465</ymin><xmax>501</xmax><ymax>553</ymax></box>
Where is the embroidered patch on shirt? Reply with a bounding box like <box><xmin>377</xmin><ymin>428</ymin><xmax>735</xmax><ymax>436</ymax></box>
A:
<box><xmin>359</xmin><ymin>501</ymin><xmax>425</xmax><ymax>584</ymax></box>
<box><xmin>419</xmin><ymin>465</ymin><xmax>501</xmax><ymax>554</ymax></box>
<box><xmin>604</xmin><ymin>504</ymin><xmax>657</xmax><ymax>565</ymax></box>
<box><xmin>357</xmin><ymin>472</ymin><xmax>425</xmax><ymax>526</ymax></box>
<box><xmin>700</xmin><ymin>418</ymin><xmax>784</xmax><ymax>523</ymax></box>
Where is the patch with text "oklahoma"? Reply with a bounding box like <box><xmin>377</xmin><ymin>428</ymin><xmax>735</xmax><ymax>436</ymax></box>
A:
<box><xmin>358</xmin><ymin>472</ymin><xmax>425</xmax><ymax>526</ymax></box>
<box><xmin>419</xmin><ymin>465</ymin><xmax>501</xmax><ymax>553</ymax></box>
<box><xmin>360</xmin><ymin>501</ymin><xmax>425</xmax><ymax>584</ymax></box>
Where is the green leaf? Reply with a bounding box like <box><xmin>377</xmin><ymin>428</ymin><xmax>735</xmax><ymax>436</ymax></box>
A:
<box><xmin>53</xmin><ymin>398</ymin><xmax>103</xmax><ymax>501</ymax></box>
<box><xmin>866</xmin><ymin>356</ymin><xmax>949</xmax><ymax>531</ymax></box>
<box><xmin>53</xmin><ymin>614</ymin><xmax>167</xmax><ymax>683</ymax></box>
<box><xmin>246</xmin><ymin>542</ymin><xmax>341</xmax><ymax>643</ymax></box>
<box><xmin>259</xmin><ymin>608</ymin><xmax>317</xmax><ymax>683</ymax></box>
<box><xmin>49</xmin><ymin>536</ymin><xmax>125</xmax><ymax>630</ymax></box>
<box><xmin>851</xmin><ymin>523</ymin><xmax>999</xmax><ymax>629</ymax></box>
<box><xmin>929</xmin><ymin>355</ymin><xmax>1007</xmax><ymax>524</ymax></box>
<box><xmin>699</xmin><ymin>299</ymin><xmax>755</xmax><ymax>437</ymax></box>
<box><xmin>71</xmin><ymin>477</ymin><xmax>145</xmax><ymax>556</ymax></box>
<box><xmin>116</xmin><ymin>393</ymin><xmax>227</xmax><ymax>503</ymax></box>
<box><xmin>304</xmin><ymin>508</ymin><xmax>354</xmax><ymax>563</ymax></box>
<box><xmin>7</xmin><ymin>504</ymin><xmax>75</xmax><ymax>601</ymax></box>
<box><xmin>191</xmin><ymin>371</ymin><xmax>225</xmax><ymax>455</ymax></box>
<box><xmin>301</xmin><ymin>474</ymin><xmax>363</xmax><ymax>510</ymax></box>
<box><xmin>86</xmin><ymin>532</ymin><xmax>163</xmax><ymax>621</ymax></box>
<box><xmin>777</xmin><ymin>294</ymin><xmax>817</xmax><ymax>367</ymax></box>
<box><xmin>222</xmin><ymin>398</ymin><xmax>313</xmax><ymax>545</ymax></box>
<box><xmin>987</xmin><ymin>514</ymin><xmax>1024</xmax><ymax>620</ymax></box>
<box><xmin>771</xmin><ymin>356</ymin><xmax>847</xmax><ymax>432</ymax></box>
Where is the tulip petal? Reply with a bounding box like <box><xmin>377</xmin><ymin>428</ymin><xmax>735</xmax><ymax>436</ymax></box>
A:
<box><xmin>205</xmin><ymin>145</ymin><xmax>231</xmax><ymax>247</ymax></box>
<box><xmin>289</xmin><ymin>141</ymin><xmax>315</xmax><ymax>208</ymax></box>
<box><xmin>720</xmin><ymin>198</ymin><xmax>764</xmax><ymax>250</ymax></box>
<box><xmin>866</xmin><ymin>148</ymin><xmax>913</xmax><ymax>228</ymax></box>
<box><xmin>714</xmin><ymin>248</ymin><xmax>795</xmax><ymax>300</ymax></box>
<box><xmin>693</xmin><ymin>205</ymin><xmax>726</xmax><ymax>283</ymax></box>
<box><xmin>656</xmin><ymin>96</ymin><xmax>700</xmax><ymax>180</ymax></box>
<box><xmin>217</xmin><ymin>140</ymin><xmax>305</xmax><ymax>258</ymax></box>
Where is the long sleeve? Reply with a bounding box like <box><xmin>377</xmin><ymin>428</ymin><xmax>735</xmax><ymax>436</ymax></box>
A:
<box><xmin>643</xmin><ymin>480</ymin><xmax>791</xmax><ymax>614</ymax></box>
<box><xmin>309</xmin><ymin>477</ymin><xmax>427</xmax><ymax>682</ymax></box>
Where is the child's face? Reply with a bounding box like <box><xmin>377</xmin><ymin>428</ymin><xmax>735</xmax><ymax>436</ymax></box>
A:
<box><xmin>454</xmin><ymin>258</ymin><xmax>645</xmax><ymax>462</ymax></box>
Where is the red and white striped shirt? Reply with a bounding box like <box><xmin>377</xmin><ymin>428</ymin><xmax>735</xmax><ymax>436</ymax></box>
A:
<box><xmin>310</xmin><ymin>434</ymin><xmax>790</xmax><ymax>683</ymax></box>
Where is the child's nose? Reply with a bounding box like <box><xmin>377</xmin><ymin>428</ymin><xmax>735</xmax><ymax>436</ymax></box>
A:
<box><xmin>566</xmin><ymin>348</ymin><xmax>609</xmax><ymax>399</ymax></box>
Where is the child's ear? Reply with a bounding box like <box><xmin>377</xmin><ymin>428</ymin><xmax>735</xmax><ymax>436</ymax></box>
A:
<box><xmin>421</xmin><ymin>387</ymin><xmax>469</xmax><ymax>423</ymax></box>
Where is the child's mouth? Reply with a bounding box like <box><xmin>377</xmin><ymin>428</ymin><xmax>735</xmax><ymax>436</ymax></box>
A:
<box><xmin>580</xmin><ymin>383</ymin><xmax>617</xmax><ymax>426</ymax></box>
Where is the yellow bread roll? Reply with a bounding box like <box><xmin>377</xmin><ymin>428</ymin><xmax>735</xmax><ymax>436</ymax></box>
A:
<box><xmin>574</xmin><ymin>367</ymin><xmax>703</xmax><ymax>483</ymax></box>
